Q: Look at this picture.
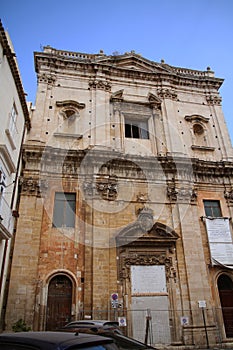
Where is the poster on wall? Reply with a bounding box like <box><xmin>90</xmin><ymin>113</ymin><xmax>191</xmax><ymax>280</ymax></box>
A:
<box><xmin>205</xmin><ymin>218</ymin><xmax>233</xmax><ymax>266</ymax></box>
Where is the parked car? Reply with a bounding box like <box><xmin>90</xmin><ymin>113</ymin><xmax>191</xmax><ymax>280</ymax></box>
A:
<box><xmin>60</xmin><ymin>323</ymin><xmax>156</xmax><ymax>350</ymax></box>
<box><xmin>0</xmin><ymin>331</ymin><xmax>118</xmax><ymax>350</ymax></box>
<box><xmin>62</xmin><ymin>320</ymin><xmax>122</xmax><ymax>334</ymax></box>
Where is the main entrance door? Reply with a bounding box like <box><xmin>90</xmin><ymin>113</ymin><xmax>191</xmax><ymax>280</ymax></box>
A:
<box><xmin>218</xmin><ymin>274</ymin><xmax>233</xmax><ymax>338</ymax></box>
<box><xmin>131</xmin><ymin>265</ymin><xmax>171</xmax><ymax>344</ymax></box>
<box><xmin>46</xmin><ymin>275</ymin><xmax>72</xmax><ymax>330</ymax></box>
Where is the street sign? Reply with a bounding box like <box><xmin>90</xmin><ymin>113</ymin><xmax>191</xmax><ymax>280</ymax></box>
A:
<box><xmin>118</xmin><ymin>316</ymin><xmax>127</xmax><ymax>327</ymax></box>
<box><xmin>111</xmin><ymin>293</ymin><xmax>118</xmax><ymax>308</ymax></box>
<box><xmin>198</xmin><ymin>300</ymin><xmax>206</xmax><ymax>308</ymax></box>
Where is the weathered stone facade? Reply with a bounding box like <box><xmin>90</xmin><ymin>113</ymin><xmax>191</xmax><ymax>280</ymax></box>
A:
<box><xmin>4</xmin><ymin>47</ymin><xmax>233</xmax><ymax>347</ymax></box>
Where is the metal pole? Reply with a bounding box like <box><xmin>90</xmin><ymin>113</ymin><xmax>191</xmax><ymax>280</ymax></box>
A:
<box><xmin>201</xmin><ymin>307</ymin><xmax>209</xmax><ymax>348</ymax></box>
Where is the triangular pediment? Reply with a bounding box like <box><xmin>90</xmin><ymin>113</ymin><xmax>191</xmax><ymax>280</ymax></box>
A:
<box><xmin>96</xmin><ymin>53</ymin><xmax>171</xmax><ymax>74</ymax></box>
<box><xmin>115</xmin><ymin>218</ymin><xmax>179</xmax><ymax>247</ymax></box>
<box><xmin>114</xmin><ymin>56</ymin><xmax>155</xmax><ymax>72</ymax></box>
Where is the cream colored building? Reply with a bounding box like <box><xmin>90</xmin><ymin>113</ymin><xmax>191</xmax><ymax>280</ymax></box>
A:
<box><xmin>5</xmin><ymin>46</ymin><xmax>233</xmax><ymax>347</ymax></box>
<box><xmin>0</xmin><ymin>20</ymin><xmax>31</xmax><ymax>329</ymax></box>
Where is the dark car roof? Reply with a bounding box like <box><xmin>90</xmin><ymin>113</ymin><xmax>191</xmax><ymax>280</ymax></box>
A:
<box><xmin>66</xmin><ymin>320</ymin><xmax>119</xmax><ymax>326</ymax></box>
<box><xmin>59</xmin><ymin>328</ymin><xmax>156</xmax><ymax>350</ymax></box>
<box><xmin>0</xmin><ymin>331</ymin><xmax>114</xmax><ymax>350</ymax></box>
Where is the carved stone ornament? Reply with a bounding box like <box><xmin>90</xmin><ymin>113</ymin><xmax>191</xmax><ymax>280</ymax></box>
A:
<box><xmin>206</xmin><ymin>95</ymin><xmax>222</xmax><ymax>105</ymax></box>
<box><xmin>96</xmin><ymin>175</ymin><xmax>118</xmax><ymax>201</ymax></box>
<box><xmin>157</xmin><ymin>88</ymin><xmax>178</xmax><ymax>100</ymax></box>
<box><xmin>89</xmin><ymin>79</ymin><xmax>111</xmax><ymax>92</ymax></box>
<box><xmin>82</xmin><ymin>175</ymin><xmax>118</xmax><ymax>200</ymax></box>
<box><xmin>167</xmin><ymin>182</ymin><xmax>197</xmax><ymax>202</ymax></box>
<box><xmin>82</xmin><ymin>180</ymin><xmax>96</xmax><ymax>197</ymax></box>
<box><xmin>167</xmin><ymin>182</ymin><xmax>178</xmax><ymax>201</ymax></box>
<box><xmin>39</xmin><ymin>179</ymin><xmax>49</xmax><ymax>194</ymax></box>
<box><xmin>147</xmin><ymin>92</ymin><xmax>162</xmax><ymax>107</ymax></box>
<box><xmin>110</xmin><ymin>89</ymin><xmax>124</xmax><ymax>102</ymax></box>
<box><xmin>224</xmin><ymin>189</ymin><xmax>233</xmax><ymax>203</ymax></box>
<box><xmin>177</xmin><ymin>187</ymin><xmax>197</xmax><ymax>201</ymax></box>
<box><xmin>38</xmin><ymin>73</ymin><xmax>56</xmax><ymax>84</ymax></box>
<box><xmin>20</xmin><ymin>177</ymin><xmax>40</xmax><ymax>196</ymax></box>
<box><xmin>119</xmin><ymin>253</ymin><xmax>173</xmax><ymax>281</ymax></box>
<box><xmin>136</xmin><ymin>192</ymin><xmax>150</xmax><ymax>203</ymax></box>
<box><xmin>137</xmin><ymin>207</ymin><xmax>154</xmax><ymax>231</ymax></box>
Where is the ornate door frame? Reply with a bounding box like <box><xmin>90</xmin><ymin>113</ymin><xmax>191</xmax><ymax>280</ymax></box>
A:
<box><xmin>116</xmin><ymin>208</ymin><xmax>179</xmax><ymax>341</ymax></box>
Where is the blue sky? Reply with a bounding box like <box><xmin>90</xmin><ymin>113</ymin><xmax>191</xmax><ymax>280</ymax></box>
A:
<box><xmin>1</xmin><ymin>0</ymin><xmax>233</xmax><ymax>143</ymax></box>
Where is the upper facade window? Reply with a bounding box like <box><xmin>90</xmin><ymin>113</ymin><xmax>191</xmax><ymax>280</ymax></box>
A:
<box><xmin>5</xmin><ymin>103</ymin><xmax>18</xmax><ymax>149</ymax></box>
<box><xmin>9</xmin><ymin>104</ymin><xmax>18</xmax><ymax>134</ymax></box>
<box><xmin>52</xmin><ymin>192</ymin><xmax>76</xmax><ymax>228</ymax></box>
<box><xmin>204</xmin><ymin>200</ymin><xmax>222</xmax><ymax>217</ymax></box>
<box><xmin>125</xmin><ymin>118</ymin><xmax>149</xmax><ymax>139</ymax></box>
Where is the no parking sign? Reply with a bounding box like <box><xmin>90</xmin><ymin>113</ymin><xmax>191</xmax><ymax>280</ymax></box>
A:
<box><xmin>111</xmin><ymin>293</ymin><xmax>118</xmax><ymax>308</ymax></box>
<box><xmin>118</xmin><ymin>316</ymin><xmax>127</xmax><ymax>327</ymax></box>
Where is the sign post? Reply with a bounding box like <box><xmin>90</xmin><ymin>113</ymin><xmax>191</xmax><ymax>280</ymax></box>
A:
<box><xmin>198</xmin><ymin>301</ymin><xmax>209</xmax><ymax>348</ymax></box>
<box><xmin>111</xmin><ymin>293</ymin><xmax>118</xmax><ymax>321</ymax></box>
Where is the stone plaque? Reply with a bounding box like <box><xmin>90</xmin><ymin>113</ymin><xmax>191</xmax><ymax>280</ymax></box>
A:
<box><xmin>131</xmin><ymin>265</ymin><xmax>166</xmax><ymax>294</ymax></box>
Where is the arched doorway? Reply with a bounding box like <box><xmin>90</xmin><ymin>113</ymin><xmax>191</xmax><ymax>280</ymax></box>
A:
<box><xmin>46</xmin><ymin>274</ymin><xmax>73</xmax><ymax>330</ymax></box>
<box><xmin>217</xmin><ymin>274</ymin><xmax>233</xmax><ymax>337</ymax></box>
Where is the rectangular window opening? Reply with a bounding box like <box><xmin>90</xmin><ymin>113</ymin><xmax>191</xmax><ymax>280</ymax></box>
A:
<box><xmin>125</xmin><ymin>118</ymin><xmax>149</xmax><ymax>139</ymax></box>
<box><xmin>203</xmin><ymin>200</ymin><xmax>222</xmax><ymax>217</ymax></box>
<box><xmin>53</xmin><ymin>192</ymin><xmax>76</xmax><ymax>228</ymax></box>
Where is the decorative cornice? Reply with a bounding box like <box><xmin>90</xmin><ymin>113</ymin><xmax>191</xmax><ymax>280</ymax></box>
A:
<box><xmin>35</xmin><ymin>48</ymin><xmax>224</xmax><ymax>92</ymax></box>
<box><xmin>56</xmin><ymin>100</ymin><xmax>85</xmax><ymax>109</ymax></box>
<box><xmin>185</xmin><ymin>114</ymin><xmax>209</xmax><ymax>123</ymax></box>
<box><xmin>22</xmin><ymin>146</ymin><xmax>233</xmax><ymax>185</ymax></box>
<box><xmin>191</xmin><ymin>145</ymin><xmax>215</xmax><ymax>151</ymax></box>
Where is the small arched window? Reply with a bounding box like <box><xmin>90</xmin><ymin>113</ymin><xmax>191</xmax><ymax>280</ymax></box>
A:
<box><xmin>193</xmin><ymin>123</ymin><xmax>204</xmax><ymax>136</ymax></box>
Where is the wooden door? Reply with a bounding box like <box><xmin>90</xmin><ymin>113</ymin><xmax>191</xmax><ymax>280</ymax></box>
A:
<box><xmin>219</xmin><ymin>290</ymin><xmax>233</xmax><ymax>337</ymax></box>
<box><xmin>46</xmin><ymin>275</ymin><xmax>72</xmax><ymax>330</ymax></box>
<box><xmin>218</xmin><ymin>274</ymin><xmax>233</xmax><ymax>338</ymax></box>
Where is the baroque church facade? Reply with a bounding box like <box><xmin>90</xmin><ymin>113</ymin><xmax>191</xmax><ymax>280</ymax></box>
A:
<box><xmin>4</xmin><ymin>47</ymin><xmax>233</xmax><ymax>347</ymax></box>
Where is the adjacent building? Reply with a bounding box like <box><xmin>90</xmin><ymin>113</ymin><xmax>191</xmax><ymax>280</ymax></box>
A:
<box><xmin>0</xmin><ymin>20</ymin><xmax>31</xmax><ymax>329</ymax></box>
<box><xmin>4</xmin><ymin>46</ymin><xmax>233</xmax><ymax>347</ymax></box>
